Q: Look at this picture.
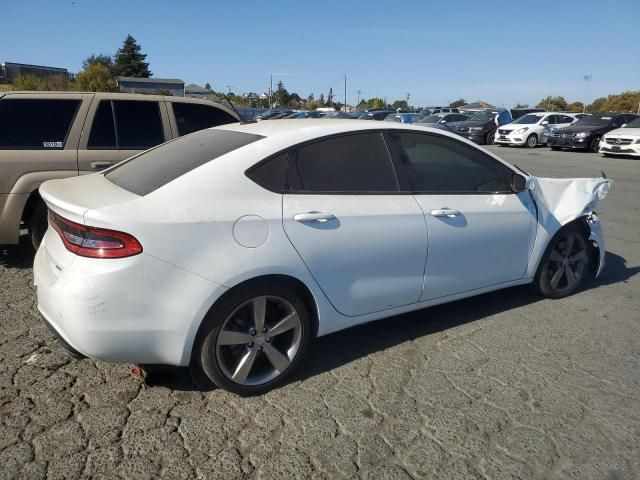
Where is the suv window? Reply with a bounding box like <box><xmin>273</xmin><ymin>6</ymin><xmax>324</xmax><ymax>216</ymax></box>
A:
<box><xmin>172</xmin><ymin>102</ymin><xmax>237</xmax><ymax>136</ymax></box>
<box><xmin>289</xmin><ymin>132</ymin><xmax>398</xmax><ymax>193</ymax></box>
<box><xmin>105</xmin><ymin>129</ymin><xmax>263</xmax><ymax>196</ymax></box>
<box><xmin>0</xmin><ymin>98</ymin><xmax>81</xmax><ymax>149</ymax></box>
<box><xmin>393</xmin><ymin>132</ymin><xmax>512</xmax><ymax>193</ymax></box>
<box><xmin>88</xmin><ymin>100</ymin><xmax>164</xmax><ymax>150</ymax></box>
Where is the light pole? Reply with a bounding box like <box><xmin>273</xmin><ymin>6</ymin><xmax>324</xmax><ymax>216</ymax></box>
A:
<box><xmin>344</xmin><ymin>75</ymin><xmax>347</xmax><ymax>112</ymax></box>
<box><xmin>583</xmin><ymin>74</ymin><xmax>592</xmax><ymax>113</ymax></box>
<box><xmin>356</xmin><ymin>90</ymin><xmax>361</xmax><ymax>108</ymax></box>
<box><xmin>406</xmin><ymin>92</ymin><xmax>410</xmax><ymax>111</ymax></box>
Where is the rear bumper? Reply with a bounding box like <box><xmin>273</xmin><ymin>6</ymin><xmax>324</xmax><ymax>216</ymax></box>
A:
<box><xmin>33</xmin><ymin>239</ymin><xmax>227</xmax><ymax>366</ymax></box>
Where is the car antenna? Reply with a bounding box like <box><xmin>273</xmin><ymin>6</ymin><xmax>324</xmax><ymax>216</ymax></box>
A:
<box><xmin>222</xmin><ymin>93</ymin><xmax>256</xmax><ymax>124</ymax></box>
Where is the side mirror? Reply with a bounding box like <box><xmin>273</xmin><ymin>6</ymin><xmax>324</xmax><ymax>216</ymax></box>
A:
<box><xmin>511</xmin><ymin>173</ymin><xmax>527</xmax><ymax>193</ymax></box>
<box><xmin>541</xmin><ymin>121</ymin><xmax>549</xmax><ymax>126</ymax></box>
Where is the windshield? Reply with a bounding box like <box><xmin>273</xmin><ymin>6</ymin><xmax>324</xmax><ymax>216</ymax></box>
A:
<box><xmin>624</xmin><ymin>117</ymin><xmax>640</xmax><ymax>128</ymax></box>
<box><xmin>419</xmin><ymin>115</ymin><xmax>443</xmax><ymax>123</ymax></box>
<box><xmin>469</xmin><ymin>111</ymin><xmax>496</xmax><ymax>122</ymax></box>
<box><xmin>513</xmin><ymin>114</ymin><xmax>544</xmax><ymax>124</ymax></box>
<box><xmin>384</xmin><ymin>114</ymin><xmax>401</xmax><ymax>122</ymax></box>
<box><xmin>574</xmin><ymin>115</ymin><xmax>613</xmax><ymax>127</ymax></box>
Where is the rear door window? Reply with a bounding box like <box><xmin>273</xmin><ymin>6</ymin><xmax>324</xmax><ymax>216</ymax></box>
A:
<box><xmin>105</xmin><ymin>129</ymin><xmax>263</xmax><ymax>195</ymax></box>
<box><xmin>288</xmin><ymin>132</ymin><xmax>398</xmax><ymax>193</ymax></box>
<box><xmin>171</xmin><ymin>102</ymin><xmax>238</xmax><ymax>136</ymax></box>
<box><xmin>0</xmin><ymin>98</ymin><xmax>81</xmax><ymax>149</ymax></box>
<box><xmin>88</xmin><ymin>100</ymin><xmax>164</xmax><ymax>150</ymax></box>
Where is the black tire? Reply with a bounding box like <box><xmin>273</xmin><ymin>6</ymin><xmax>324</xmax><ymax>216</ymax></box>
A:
<box><xmin>589</xmin><ymin>136</ymin><xmax>601</xmax><ymax>153</ymax></box>
<box><xmin>550</xmin><ymin>146</ymin><xmax>561</xmax><ymax>151</ymax></box>
<box><xmin>535</xmin><ymin>223</ymin><xmax>590</xmax><ymax>299</ymax></box>
<box><xmin>525</xmin><ymin>134</ymin><xmax>538</xmax><ymax>148</ymax></box>
<box><xmin>485</xmin><ymin>131</ymin><xmax>495</xmax><ymax>145</ymax></box>
<box><xmin>29</xmin><ymin>201</ymin><xmax>48</xmax><ymax>250</ymax></box>
<box><xmin>191</xmin><ymin>280</ymin><xmax>313</xmax><ymax>395</ymax></box>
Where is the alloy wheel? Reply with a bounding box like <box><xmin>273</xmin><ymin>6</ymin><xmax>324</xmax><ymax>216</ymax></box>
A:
<box><xmin>546</xmin><ymin>232</ymin><xmax>587</xmax><ymax>294</ymax></box>
<box><xmin>214</xmin><ymin>296</ymin><xmax>303</xmax><ymax>386</ymax></box>
<box><xmin>526</xmin><ymin>135</ymin><xmax>538</xmax><ymax>148</ymax></box>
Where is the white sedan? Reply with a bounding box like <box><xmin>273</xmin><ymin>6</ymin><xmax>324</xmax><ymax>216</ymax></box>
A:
<box><xmin>495</xmin><ymin>113</ymin><xmax>578</xmax><ymax>147</ymax></box>
<box><xmin>34</xmin><ymin>120</ymin><xmax>611</xmax><ymax>395</ymax></box>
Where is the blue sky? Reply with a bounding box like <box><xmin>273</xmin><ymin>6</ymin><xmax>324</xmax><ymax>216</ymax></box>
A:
<box><xmin>4</xmin><ymin>0</ymin><xmax>640</xmax><ymax>107</ymax></box>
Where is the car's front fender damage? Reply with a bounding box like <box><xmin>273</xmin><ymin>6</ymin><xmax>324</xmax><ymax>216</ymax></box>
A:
<box><xmin>528</xmin><ymin>176</ymin><xmax>612</xmax><ymax>277</ymax></box>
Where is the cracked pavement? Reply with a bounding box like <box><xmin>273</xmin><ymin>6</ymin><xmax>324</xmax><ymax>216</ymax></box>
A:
<box><xmin>1</xmin><ymin>148</ymin><xmax>639</xmax><ymax>479</ymax></box>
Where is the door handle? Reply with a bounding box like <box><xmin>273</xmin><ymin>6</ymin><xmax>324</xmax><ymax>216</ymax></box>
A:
<box><xmin>293</xmin><ymin>212</ymin><xmax>336</xmax><ymax>222</ymax></box>
<box><xmin>90</xmin><ymin>161</ymin><xmax>113</xmax><ymax>170</ymax></box>
<box><xmin>430</xmin><ymin>208</ymin><xmax>461</xmax><ymax>217</ymax></box>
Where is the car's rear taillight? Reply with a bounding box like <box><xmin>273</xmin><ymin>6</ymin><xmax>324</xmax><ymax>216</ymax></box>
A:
<box><xmin>48</xmin><ymin>210</ymin><xmax>142</xmax><ymax>259</ymax></box>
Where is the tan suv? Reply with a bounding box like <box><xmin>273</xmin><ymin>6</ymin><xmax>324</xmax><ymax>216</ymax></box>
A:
<box><xmin>0</xmin><ymin>91</ymin><xmax>240</xmax><ymax>247</ymax></box>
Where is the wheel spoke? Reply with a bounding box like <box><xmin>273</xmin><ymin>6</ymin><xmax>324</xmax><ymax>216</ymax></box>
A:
<box><xmin>231</xmin><ymin>349</ymin><xmax>257</xmax><ymax>384</ymax></box>
<box><xmin>569</xmin><ymin>250</ymin><xmax>586</xmax><ymax>263</ymax></box>
<box><xmin>565</xmin><ymin>264</ymin><xmax>577</xmax><ymax>285</ymax></box>
<box><xmin>263</xmin><ymin>343</ymin><xmax>291</xmax><ymax>372</ymax></box>
<box><xmin>564</xmin><ymin>235</ymin><xmax>575</xmax><ymax>256</ymax></box>
<box><xmin>252</xmin><ymin>296</ymin><xmax>267</xmax><ymax>332</ymax></box>
<box><xmin>218</xmin><ymin>330</ymin><xmax>253</xmax><ymax>346</ymax></box>
<box><xmin>267</xmin><ymin>312</ymin><xmax>300</xmax><ymax>338</ymax></box>
<box><xmin>550</xmin><ymin>266</ymin><xmax>565</xmax><ymax>288</ymax></box>
<box><xmin>550</xmin><ymin>250</ymin><xmax>564</xmax><ymax>262</ymax></box>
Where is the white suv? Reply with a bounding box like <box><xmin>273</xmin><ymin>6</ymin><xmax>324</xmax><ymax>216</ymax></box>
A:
<box><xmin>495</xmin><ymin>113</ymin><xmax>577</xmax><ymax>148</ymax></box>
<box><xmin>599</xmin><ymin>116</ymin><xmax>640</xmax><ymax>158</ymax></box>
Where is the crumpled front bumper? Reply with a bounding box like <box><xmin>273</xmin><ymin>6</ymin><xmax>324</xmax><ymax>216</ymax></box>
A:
<box><xmin>587</xmin><ymin>213</ymin><xmax>606</xmax><ymax>277</ymax></box>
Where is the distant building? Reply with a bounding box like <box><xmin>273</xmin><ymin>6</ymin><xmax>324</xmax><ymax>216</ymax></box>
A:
<box><xmin>461</xmin><ymin>100</ymin><xmax>495</xmax><ymax>110</ymax></box>
<box><xmin>116</xmin><ymin>76</ymin><xmax>184</xmax><ymax>96</ymax></box>
<box><xmin>184</xmin><ymin>83</ymin><xmax>211</xmax><ymax>98</ymax></box>
<box><xmin>0</xmin><ymin>61</ymin><xmax>70</xmax><ymax>83</ymax></box>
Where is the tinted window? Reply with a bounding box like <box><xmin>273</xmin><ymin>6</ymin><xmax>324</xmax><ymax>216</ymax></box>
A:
<box><xmin>246</xmin><ymin>153</ymin><xmax>288</xmax><ymax>193</ymax></box>
<box><xmin>172</xmin><ymin>102</ymin><xmax>238</xmax><ymax>136</ymax></box>
<box><xmin>394</xmin><ymin>133</ymin><xmax>511</xmax><ymax>193</ymax></box>
<box><xmin>290</xmin><ymin>133</ymin><xmax>397</xmax><ymax>192</ymax></box>
<box><xmin>88</xmin><ymin>101</ymin><xmax>117</xmax><ymax>148</ymax></box>
<box><xmin>0</xmin><ymin>99</ymin><xmax>80</xmax><ymax>149</ymax></box>
<box><xmin>559</xmin><ymin>115</ymin><xmax>575</xmax><ymax>124</ymax></box>
<box><xmin>114</xmin><ymin>100</ymin><xmax>164</xmax><ymax>149</ymax></box>
<box><xmin>106</xmin><ymin>129</ymin><xmax>263</xmax><ymax>195</ymax></box>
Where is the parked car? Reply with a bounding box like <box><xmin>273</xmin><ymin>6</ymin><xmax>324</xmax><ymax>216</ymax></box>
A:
<box><xmin>255</xmin><ymin>110</ymin><xmax>284</xmax><ymax>120</ymax></box>
<box><xmin>283</xmin><ymin>111</ymin><xmax>325</xmax><ymax>119</ymax></box>
<box><xmin>599</xmin><ymin>116</ymin><xmax>640</xmax><ymax>158</ymax></box>
<box><xmin>0</xmin><ymin>91</ymin><xmax>240</xmax><ymax>248</ymax></box>
<box><xmin>547</xmin><ymin>113</ymin><xmax>639</xmax><ymax>153</ymax></box>
<box><xmin>415</xmin><ymin>113</ymin><xmax>469</xmax><ymax>131</ymax></box>
<box><xmin>359</xmin><ymin>110</ymin><xmax>396</xmax><ymax>120</ymax></box>
<box><xmin>269</xmin><ymin>111</ymin><xmax>295</xmax><ymax>119</ymax></box>
<box><xmin>383</xmin><ymin>113</ymin><xmax>425</xmax><ymax>123</ymax></box>
<box><xmin>510</xmin><ymin>108</ymin><xmax>544</xmax><ymax>120</ymax></box>
<box><xmin>323</xmin><ymin>112</ymin><xmax>359</xmax><ymax>119</ymax></box>
<box><xmin>420</xmin><ymin>107</ymin><xmax>460</xmax><ymax>115</ymax></box>
<box><xmin>34</xmin><ymin>120</ymin><xmax>610</xmax><ymax>395</ymax></box>
<box><xmin>455</xmin><ymin>108</ymin><xmax>513</xmax><ymax>145</ymax></box>
<box><xmin>495</xmin><ymin>113</ymin><xmax>577</xmax><ymax>148</ymax></box>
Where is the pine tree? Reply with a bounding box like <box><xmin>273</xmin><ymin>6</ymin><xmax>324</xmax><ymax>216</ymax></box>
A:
<box><xmin>113</xmin><ymin>35</ymin><xmax>152</xmax><ymax>78</ymax></box>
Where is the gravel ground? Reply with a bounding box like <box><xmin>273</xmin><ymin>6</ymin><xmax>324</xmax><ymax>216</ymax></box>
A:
<box><xmin>1</xmin><ymin>147</ymin><xmax>639</xmax><ymax>480</ymax></box>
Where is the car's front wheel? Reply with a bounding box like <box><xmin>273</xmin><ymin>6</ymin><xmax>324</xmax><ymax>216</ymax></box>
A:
<box><xmin>485</xmin><ymin>131</ymin><xmax>495</xmax><ymax>145</ymax></box>
<box><xmin>525</xmin><ymin>134</ymin><xmax>538</xmax><ymax>148</ymax></box>
<box><xmin>535</xmin><ymin>224</ymin><xmax>590</xmax><ymax>299</ymax></box>
<box><xmin>192</xmin><ymin>281</ymin><xmax>313</xmax><ymax>395</ymax></box>
<box><xmin>589</xmin><ymin>136</ymin><xmax>601</xmax><ymax>153</ymax></box>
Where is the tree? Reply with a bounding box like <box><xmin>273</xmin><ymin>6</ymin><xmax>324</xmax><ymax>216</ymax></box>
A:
<box><xmin>82</xmin><ymin>53</ymin><xmax>114</xmax><ymax>73</ymax></box>
<box><xmin>327</xmin><ymin>88</ymin><xmax>334</xmax><ymax>106</ymax></box>
<box><xmin>319</xmin><ymin>93</ymin><xmax>325</xmax><ymax>105</ymax></box>
<box><xmin>392</xmin><ymin>100</ymin><xmax>408</xmax><ymax>110</ymax></box>
<box><xmin>204</xmin><ymin>83</ymin><xmax>212</xmax><ymax>91</ymax></box>
<box><xmin>514</xmin><ymin>102</ymin><xmax>529</xmax><ymax>108</ymax></box>
<box><xmin>588</xmin><ymin>97</ymin><xmax>607</xmax><ymax>113</ymax></box>
<box><xmin>113</xmin><ymin>34</ymin><xmax>151</xmax><ymax>78</ymax></box>
<box><xmin>12</xmin><ymin>75</ymin><xmax>44</xmax><ymax>91</ymax></box>
<box><xmin>535</xmin><ymin>96</ymin><xmax>568</xmax><ymax>111</ymax></box>
<box><xmin>274</xmin><ymin>81</ymin><xmax>290</xmax><ymax>107</ymax></box>
<box><xmin>75</xmin><ymin>63</ymin><xmax>117</xmax><ymax>92</ymax></box>
<box><xmin>449</xmin><ymin>98</ymin><xmax>466</xmax><ymax>108</ymax></box>
<box><xmin>566</xmin><ymin>101</ymin><xmax>584</xmax><ymax>113</ymax></box>
<box><xmin>601</xmin><ymin>91</ymin><xmax>640</xmax><ymax>113</ymax></box>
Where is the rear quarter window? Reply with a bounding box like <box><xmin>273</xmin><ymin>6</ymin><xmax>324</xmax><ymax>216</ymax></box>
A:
<box><xmin>0</xmin><ymin>98</ymin><xmax>81</xmax><ymax>149</ymax></box>
<box><xmin>105</xmin><ymin>129</ymin><xmax>263</xmax><ymax>195</ymax></box>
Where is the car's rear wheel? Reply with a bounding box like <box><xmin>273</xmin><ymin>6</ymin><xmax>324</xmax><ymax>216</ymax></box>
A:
<box><xmin>29</xmin><ymin>201</ymin><xmax>48</xmax><ymax>250</ymax></box>
<box><xmin>485</xmin><ymin>131</ymin><xmax>495</xmax><ymax>145</ymax></box>
<box><xmin>525</xmin><ymin>134</ymin><xmax>538</xmax><ymax>148</ymax></box>
<box><xmin>589</xmin><ymin>136</ymin><xmax>601</xmax><ymax>153</ymax></box>
<box><xmin>535</xmin><ymin>224</ymin><xmax>590</xmax><ymax>299</ymax></box>
<box><xmin>192</xmin><ymin>282</ymin><xmax>312</xmax><ymax>395</ymax></box>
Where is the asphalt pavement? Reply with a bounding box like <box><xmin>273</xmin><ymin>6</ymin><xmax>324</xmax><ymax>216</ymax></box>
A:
<box><xmin>0</xmin><ymin>145</ymin><xmax>639</xmax><ymax>479</ymax></box>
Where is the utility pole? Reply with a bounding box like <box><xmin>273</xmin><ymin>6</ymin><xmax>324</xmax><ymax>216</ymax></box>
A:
<box><xmin>583</xmin><ymin>74</ymin><xmax>592</xmax><ymax>113</ymax></box>
<box><xmin>269</xmin><ymin>74</ymin><xmax>273</xmax><ymax>109</ymax></box>
<box><xmin>357</xmin><ymin>90</ymin><xmax>361</xmax><ymax>107</ymax></box>
<box><xmin>406</xmin><ymin>92</ymin><xmax>411</xmax><ymax>110</ymax></box>
<box><xmin>344</xmin><ymin>75</ymin><xmax>347</xmax><ymax>112</ymax></box>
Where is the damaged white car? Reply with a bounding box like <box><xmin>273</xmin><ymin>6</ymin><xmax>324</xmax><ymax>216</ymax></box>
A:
<box><xmin>33</xmin><ymin>121</ymin><xmax>611</xmax><ymax>394</ymax></box>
